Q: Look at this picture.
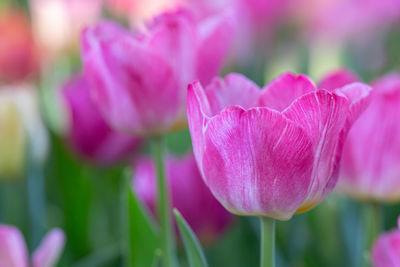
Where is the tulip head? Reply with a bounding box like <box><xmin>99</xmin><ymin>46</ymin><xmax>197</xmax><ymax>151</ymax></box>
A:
<box><xmin>62</xmin><ymin>74</ymin><xmax>142</xmax><ymax>165</ymax></box>
<box><xmin>336</xmin><ymin>73</ymin><xmax>400</xmax><ymax>202</ymax></box>
<box><xmin>187</xmin><ymin>72</ymin><xmax>372</xmax><ymax>220</ymax></box>
<box><xmin>0</xmin><ymin>225</ymin><xmax>65</xmax><ymax>267</ymax></box>
<box><xmin>81</xmin><ymin>9</ymin><xmax>234</xmax><ymax>136</ymax></box>
<box><xmin>371</xmin><ymin>217</ymin><xmax>400</xmax><ymax>267</ymax></box>
<box><xmin>133</xmin><ymin>153</ymin><xmax>232</xmax><ymax>244</ymax></box>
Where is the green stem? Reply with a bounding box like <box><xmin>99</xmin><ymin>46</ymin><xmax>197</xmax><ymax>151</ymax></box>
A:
<box><xmin>260</xmin><ymin>217</ymin><xmax>276</xmax><ymax>267</ymax></box>
<box><xmin>365</xmin><ymin>203</ymin><xmax>382</xmax><ymax>250</ymax></box>
<box><xmin>152</xmin><ymin>137</ymin><xmax>176</xmax><ymax>267</ymax></box>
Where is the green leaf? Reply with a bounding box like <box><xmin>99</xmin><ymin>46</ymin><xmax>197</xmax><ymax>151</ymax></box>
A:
<box><xmin>173</xmin><ymin>209</ymin><xmax>208</xmax><ymax>267</ymax></box>
<box><xmin>123</xmin><ymin>179</ymin><xmax>159</xmax><ymax>267</ymax></box>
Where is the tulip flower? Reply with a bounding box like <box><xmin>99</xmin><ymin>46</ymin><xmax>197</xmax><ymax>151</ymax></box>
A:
<box><xmin>0</xmin><ymin>225</ymin><xmax>65</xmax><ymax>267</ymax></box>
<box><xmin>133</xmin><ymin>153</ymin><xmax>232</xmax><ymax>244</ymax></box>
<box><xmin>331</xmin><ymin>73</ymin><xmax>400</xmax><ymax>202</ymax></box>
<box><xmin>81</xmin><ymin>8</ymin><xmax>234</xmax><ymax>136</ymax></box>
<box><xmin>371</xmin><ymin>217</ymin><xmax>400</xmax><ymax>267</ymax></box>
<box><xmin>0</xmin><ymin>7</ymin><xmax>38</xmax><ymax>82</ymax></box>
<box><xmin>62</xmin><ymin>74</ymin><xmax>142</xmax><ymax>165</ymax></box>
<box><xmin>187</xmin><ymin>72</ymin><xmax>372</xmax><ymax>220</ymax></box>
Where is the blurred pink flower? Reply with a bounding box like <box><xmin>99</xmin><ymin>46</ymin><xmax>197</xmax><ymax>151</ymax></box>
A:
<box><xmin>0</xmin><ymin>225</ymin><xmax>65</xmax><ymax>267</ymax></box>
<box><xmin>292</xmin><ymin>0</ymin><xmax>400</xmax><ymax>41</ymax></box>
<box><xmin>30</xmin><ymin>0</ymin><xmax>102</xmax><ymax>59</ymax></box>
<box><xmin>372</xmin><ymin>217</ymin><xmax>400</xmax><ymax>267</ymax></box>
<box><xmin>81</xmin><ymin>9</ymin><xmax>234</xmax><ymax>135</ymax></box>
<box><xmin>133</xmin><ymin>153</ymin><xmax>232</xmax><ymax>243</ymax></box>
<box><xmin>187</xmin><ymin>72</ymin><xmax>372</xmax><ymax>220</ymax></box>
<box><xmin>62</xmin><ymin>74</ymin><xmax>142</xmax><ymax>165</ymax></box>
<box><xmin>331</xmin><ymin>72</ymin><xmax>400</xmax><ymax>202</ymax></box>
<box><xmin>0</xmin><ymin>7</ymin><xmax>38</xmax><ymax>82</ymax></box>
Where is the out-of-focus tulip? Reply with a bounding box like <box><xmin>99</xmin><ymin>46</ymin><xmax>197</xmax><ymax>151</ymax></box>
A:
<box><xmin>30</xmin><ymin>0</ymin><xmax>102</xmax><ymax>59</ymax></box>
<box><xmin>332</xmin><ymin>72</ymin><xmax>400</xmax><ymax>202</ymax></box>
<box><xmin>0</xmin><ymin>85</ymin><xmax>48</xmax><ymax>178</ymax></box>
<box><xmin>0</xmin><ymin>225</ymin><xmax>65</xmax><ymax>267</ymax></box>
<box><xmin>371</xmin><ymin>217</ymin><xmax>400</xmax><ymax>267</ymax></box>
<box><xmin>81</xmin><ymin>9</ymin><xmax>234</xmax><ymax>136</ymax></box>
<box><xmin>318</xmin><ymin>69</ymin><xmax>359</xmax><ymax>92</ymax></box>
<box><xmin>133</xmin><ymin>154</ymin><xmax>232</xmax><ymax>243</ymax></box>
<box><xmin>62</xmin><ymin>74</ymin><xmax>142</xmax><ymax>165</ymax></box>
<box><xmin>187</xmin><ymin>72</ymin><xmax>372</xmax><ymax>220</ymax></box>
<box><xmin>0</xmin><ymin>7</ymin><xmax>38</xmax><ymax>82</ymax></box>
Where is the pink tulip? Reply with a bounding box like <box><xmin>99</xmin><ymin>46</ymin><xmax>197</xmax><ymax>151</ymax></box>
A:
<box><xmin>187</xmin><ymin>72</ymin><xmax>372</xmax><ymax>220</ymax></box>
<box><xmin>333</xmin><ymin>72</ymin><xmax>400</xmax><ymax>202</ymax></box>
<box><xmin>62</xmin><ymin>74</ymin><xmax>142</xmax><ymax>165</ymax></box>
<box><xmin>371</xmin><ymin>217</ymin><xmax>400</xmax><ymax>267</ymax></box>
<box><xmin>81</xmin><ymin>8</ymin><xmax>234</xmax><ymax>136</ymax></box>
<box><xmin>133</xmin><ymin>153</ymin><xmax>232</xmax><ymax>243</ymax></box>
<box><xmin>318</xmin><ymin>69</ymin><xmax>360</xmax><ymax>92</ymax></box>
<box><xmin>0</xmin><ymin>225</ymin><xmax>65</xmax><ymax>267</ymax></box>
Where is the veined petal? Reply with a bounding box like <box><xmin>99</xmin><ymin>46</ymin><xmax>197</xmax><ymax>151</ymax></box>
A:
<box><xmin>282</xmin><ymin>90</ymin><xmax>350</xmax><ymax>211</ymax></box>
<box><xmin>196</xmin><ymin>9</ymin><xmax>235</xmax><ymax>85</ymax></box>
<box><xmin>204</xmin><ymin>73</ymin><xmax>261</xmax><ymax>115</ymax></box>
<box><xmin>318</xmin><ymin>68</ymin><xmax>359</xmax><ymax>92</ymax></box>
<box><xmin>258</xmin><ymin>72</ymin><xmax>316</xmax><ymax>112</ymax></box>
<box><xmin>202</xmin><ymin>106</ymin><xmax>314</xmax><ymax>220</ymax></box>
<box><xmin>32</xmin><ymin>229</ymin><xmax>65</xmax><ymax>267</ymax></box>
<box><xmin>0</xmin><ymin>225</ymin><xmax>28</xmax><ymax>267</ymax></box>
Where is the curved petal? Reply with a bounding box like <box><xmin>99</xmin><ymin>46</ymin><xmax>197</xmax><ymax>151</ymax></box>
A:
<box><xmin>202</xmin><ymin>106</ymin><xmax>314</xmax><ymax>220</ymax></box>
<box><xmin>82</xmin><ymin>23</ymin><xmax>180</xmax><ymax>135</ymax></box>
<box><xmin>204</xmin><ymin>73</ymin><xmax>261</xmax><ymax>115</ymax></box>
<box><xmin>282</xmin><ymin>90</ymin><xmax>350</xmax><ymax>211</ymax></box>
<box><xmin>148</xmin><ymin>9</ymin><xmax>197</xmax><ymax>91</ymax></box>
<box><xmin>372</xmin><ymin>229</ymin><xmax>400</xmax><ymax>267</ymax></box>
<box><xmin>32</xmin><ymin>229</ymin><xmax>66</xmax><ymax>267</ymax></box>
<box><xmin>318</xmin><ymin>68</ymin><xmax>359</xmax><ymax>92</ymax></box>
<box><xmin>258</xmin><ymin>73</ymin><xmax>316</xmax><ymax>112</ymax></box>
<box><xmin>0</xmin><ymin>225</ymin><xmax>28</xmax><ymax>267</ymax></box>
<box><xmin>196</xmin><ymin>10</ymin><xmax>235</xmax><ymax>85</ymax></box>
<box><xmin>187</xmin><ymin>81</ymin><xmax>212</xmax><ymax>176</ymax></box>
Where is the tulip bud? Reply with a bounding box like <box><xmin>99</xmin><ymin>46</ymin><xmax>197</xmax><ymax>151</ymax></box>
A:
<box><xmin>62</xmin><ymin>74</ymin><xmax>142</xmax><ymax>165</ymax></box>
<box><xmin>133</xmin><ymin>154</ymin><xmax>232</xmax><ymax>244</ymax></box>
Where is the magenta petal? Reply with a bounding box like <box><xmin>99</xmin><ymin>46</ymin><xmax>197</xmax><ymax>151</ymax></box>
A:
<box><xmin>82</xmin><ymin>22</ymin><xmax>180</xmax><ymax>134</ymax></box>
<box><xmin>318</xmin><ymin>69</ymin><xmax>359</xmax><ymax>92</ymax></box>
<box><xmin>196</xmin><ymin>10</ymin><xmax>235</xmax><ymax>85</ymax></box>
<box><xmin>258</xmin><ymin>73</ymin><xmax>316</xmax><ymax>112</ymax></box>
<box><xmin>148</xmin><ymin>9</ymin><xmax>197</xmax><ymax>91</ymax></box>
<box><xmin>372</xmin><ymin>228</ymin><xmax>400</xmax><ymax>267</ymax></box>
<box><xmin>0</xmin><ymin>225</ymin><xmax>28</xmax><ymax>267</ymax></box>
<box><xmin>283</xmin><ymin>90</ymin><xmax>350</xmax><ymax>210</ymax></box>
<box><xmin>202</xmin><ymin>106</ymin><xmax>314</xmax><ymax>220</ymax></box>
<box><xmin>32</xmin><ymin>229</ymin><xmax>65</xmax><ymax>267</ymax></box>
<box><xmin>204</xmin><ymin>73</ymin><xmax>261</xmax><ymax>115</ymax></box>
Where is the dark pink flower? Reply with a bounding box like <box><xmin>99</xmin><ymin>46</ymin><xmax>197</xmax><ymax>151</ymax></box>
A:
<box><xmin>0</xmin><ymin>225</ymin><xmax>65</xmax><ymax>267</ymax></box>
<box><xmin>187</xmin><ymin>72</ymin><xmax>372</xmax><ymax>220</ymax></box>
<box><xmin>63</xmin><ymin>74</ymin><xmax>142</xmax><ymax>165</ymax></box>
<box><xmin>133</xmin><ymin>153</ymin><xmax>232</xmax><ymax>243</ymax></box>
<box><xmin>81</xmin><ymin>9</ymin><xmax>234</xmax><ymax>135</ymax></box>
<box><xmin>372</xmin><ymin>217</ymin><xmax>400</xmax><ymax>267</ymax></box>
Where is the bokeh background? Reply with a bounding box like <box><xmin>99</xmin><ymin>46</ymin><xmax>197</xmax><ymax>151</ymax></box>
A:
<box><xmin>1</xmin><ymin>0</ymin><xmax>400</xmax><ymax>266</ymax></box>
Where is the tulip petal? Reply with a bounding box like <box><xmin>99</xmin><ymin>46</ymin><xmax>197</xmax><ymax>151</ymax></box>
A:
<box><xmin>0</xmin><ymin>225</ymin><xmax>28</xmax><ymax>267</ymax></box>
<box><xmin>258</xmin><ymin>73</ymin><xmax>316</xmax><ymax>112</ymax></box>
<box><xmin>283</xmin><ymin>90</ymin><xmax>350</xmax><ymax>210</ymax></box>
<box><xmin>372</xmin><ymin>229</ymin><xmax>400</xmax><ymax>267</ymax></box>
<box><xmin>148</xmin><ymin>9</ymin><xmax>197</xmax><ymax>90</ymax></box>
<box><xmin>196</xmin><ymin>10</ymin><xmax>235</xmax><ymax>85</ymax></box>
<box><xmin>202</xmin><ymin>106</ymin><xmax>314</xmax><ymax>220</ymax></box>
<box><xmin>32</xmin><ymin>229</ymin><xmax>65</xmax><ymax>267</ymax></box>
<box><xmin>82</xmin><ymin>23</ymin><xmax>180</xmax><ymax>134</ymax></box>
<box><xmin>204</xmin><ymin>73</ymin><xmax>261</xmax><ymax>115</ymax></box>
<box><xmin>318</xmin><ymin>69</ymin><xmax>359</xmax><ymax>92</ymax></box>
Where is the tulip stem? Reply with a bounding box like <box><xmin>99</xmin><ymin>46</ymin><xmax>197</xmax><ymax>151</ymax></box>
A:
<box><xmin>260</xmin><ymin>217</ymin><xmax>276</xmax><ymax>267</ymax></box>
<box><xmin>366</xmin><ymin>203</ymin><xmax>382</xmax><ymax>250</ymax></box>
<box><xmin>152</xmin><ymin>136</ymin><xmax>176</xmax><ymax>267</ymax></box>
